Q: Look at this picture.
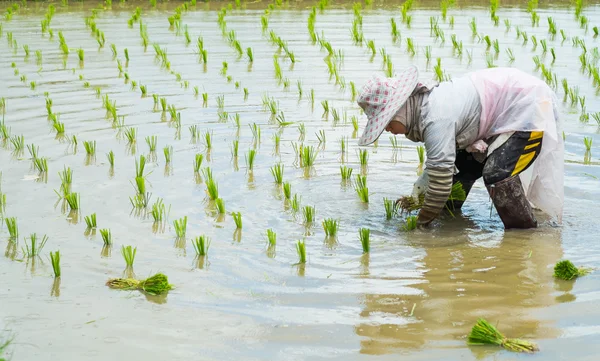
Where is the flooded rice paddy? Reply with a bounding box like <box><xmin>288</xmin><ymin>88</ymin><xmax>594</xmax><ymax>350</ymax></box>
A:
<box><xmin>1</xmin><ymin>0</ymin><xmax>600</xmax><ymax>360</ymax></box>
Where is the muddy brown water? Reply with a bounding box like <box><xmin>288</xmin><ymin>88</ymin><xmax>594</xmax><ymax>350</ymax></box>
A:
<box><xmin>1</xmin><ymin>0</ymin><xmax>600</xmax><ymax>360</ymax></box>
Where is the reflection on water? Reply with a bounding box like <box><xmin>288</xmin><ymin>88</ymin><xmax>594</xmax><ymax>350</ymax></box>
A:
<box><xmin>356</xmin><ymin>219</ymin><xmax>563</xmax><ymax>355</ymax></box>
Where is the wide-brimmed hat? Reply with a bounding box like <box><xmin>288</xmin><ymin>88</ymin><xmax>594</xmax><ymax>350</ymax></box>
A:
<box><xmin>357</xmin><ymin>66</ymin><xmax>419</xmax><ymax>146</ymax></box>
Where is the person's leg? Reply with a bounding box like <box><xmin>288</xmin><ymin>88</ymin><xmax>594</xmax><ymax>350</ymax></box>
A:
<box><xmin>445</xmin><ymin>149</ymin><xmax>484</xmax><ymax>211</ymax></box>
<box><xmin>483</xmin><ymin>131</ymin><xmax>543</xmax><ymax>229</ymax></box>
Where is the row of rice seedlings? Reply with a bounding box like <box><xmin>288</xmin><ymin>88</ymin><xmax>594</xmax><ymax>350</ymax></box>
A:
<box><xmin>23</xmin><ymin>233</ymin><xmax>48</xmax><ymax>258</ymax></box>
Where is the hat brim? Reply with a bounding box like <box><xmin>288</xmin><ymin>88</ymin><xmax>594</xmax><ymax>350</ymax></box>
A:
<box><xmin>357</xmin><ymin>66</ymin><xmax>419</xmax><ymax>146</ymax></box>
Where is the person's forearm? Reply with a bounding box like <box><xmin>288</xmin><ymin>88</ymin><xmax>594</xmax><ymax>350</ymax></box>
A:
<box><xmin>417</xmin><ymin>167</ymin><xmax>453</xmax><ymax>225</ymax></box>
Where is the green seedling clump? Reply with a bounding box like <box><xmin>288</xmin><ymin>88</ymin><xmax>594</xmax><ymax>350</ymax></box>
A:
<box><xmin>100</xmin><ymin>229</ymin><xmax>112</xmax><ymax>245</ymax></box>
<box><xmin>296</xmin><ymin>240</ymin><xmax>306</xmax><ymax>263</ymax></box>
<box><xmin>266</xmin><ymin>229</ymin><xmax>276</xmax><ymax>247</ymax></box>
<box><xmin>192</xmin><ymin>235</ymin><xmax>210</xmax><ymax>256</ymax></box>
<box><xmin>65</xmin><ymin>192</ymin><xmax>80</xmax><ymax>210</ymax></box>
<box><xmin>84</xmin><ymin>213</ymin><xmax>97</xmax><ymax>229</ymax></box>
<box><xmin>173</xmin><ymin>216</ymin><xmax>188</xmax><ymax>238</ymax></box>
<box><xmin>402</xmin><ymin>215</ymin><xmax>418</xmax><ymax>231</ymax></box>
<box><xmin>322</xmin><ymin>218</ymin><xmax>339</xmax><ymax>237</ymax></box>
<box><xmin>467</xmin><ymin>318</ymin><xmax>538</xmax><ymax>353</ymax></box>
<box><xmin>193</xmin><ymin>153</ymin><xmax>204</xmax><ymax>173</ymax></box>
<box><xmin>50</xmin><ymin>250</ymin><xmax>61</xmax><ymax>278</ymax></box>
<box><xmin>232</xmin><ymin>212</ymin><xmax>242</xmax><ymax>228</ymax></box>
<box><xmin>121</xmin><ymin>245</ymin><xmax>137</xmax><ymax>267</ymax></box>
<box><xmin>283</xmin><ymin>182</ymin><xmax>292</xmax><ymax>200</ymax></box>
<box><xmin>23</xmin><ymin>233</ymin><xmax>49</xmax><ymax>258</ymax></box>
<box><xmin>302</xmin><ymin>205</ymin><xmax>316</xmax><ymax>225</ymax></box>
<box><xmin>270</xmin><ymin>163</ymin><xmax>284</xmax><ymax>184</ymax></box>
<box><xmin>384</xmin><ymin>198</ymin><xmax>397</xmax><ymax>220</ymax></box>
<box><xmin>359</xmin><ymin>227</ymin><xmax>370</xmax><ymax>253</ymax></box>
<box><xmin>553</xmin><ymin>260</ymin><xmax>591</xmax><ymax>280</ymax></box>
<box><xmin>106</xmin><ymin>273</ymin><xmax>173</xmax><ymax>295</ymax></box>
<box><xmin>215</xmin><ymin>198</ymin><xmax>225</xmax><ymax>214</ymax></box>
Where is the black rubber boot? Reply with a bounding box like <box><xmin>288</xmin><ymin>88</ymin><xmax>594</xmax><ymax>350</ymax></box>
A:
<box><xmin>485</xmin><ymin>175</ymin><xmax>538</xmax><ymax>229</ymax></box>
<box><xmin>445</xmin><ymin>179</ymin><xmax>476</xmax><ymax>211</ymax></box>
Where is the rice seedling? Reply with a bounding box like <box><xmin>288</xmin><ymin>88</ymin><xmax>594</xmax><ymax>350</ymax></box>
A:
<box><xmin>352</xmin><ymin>116</ymin><xmax>359</xmax><ymax>132</ymax></box>
<box><xmin>250</xmin><ymin>123</ymin><xmax>261</xmax><ymax>143</ymax></box>
<box><xmin>316</xmin><ymin>130</ymin><xmax>326</xmax><ymax>145</ymax></box>
<box><xmin>200</xmin><ymin>130</ymin><xmax>213</xmax><ymax>151</ymax></box>
<box><xmin>297</xmin><ymin>123</ymin><xmax>306</xmax><ymax>140</ymax></box>
<box><xmin>402</xmin><ymin>215</ymin><xmax>418</xmax><ymax>231</ymax></box>
<box><xmin>205</xmin><ymin>177</ymin><xmax>219</xmax><ymax>200</ymax></box>
<box><xmin>302</xmin><ymin>205</ymin><xmax>316</xmax><ymax>225</ymax></box>
<box><xmin>358</xmin><ymin>228</ymin><xmax>370</xmax><ymax>253</ymax></box>
<box><xmin>296</xmin><ymin>240</ymin><xmax>306</xmax><ymax>263</ymax></box>
<box><xmin>553</xmin><ymin>259</ymin><xmax>591</xmax><ymax>280</ymax></box>
<box><xmin>192</xmin><ymin>235</ymin><xmax>210</xmax><ymax>256</ymax></box>
<box><xmin>322</xmin><ymin>218</ymin><xmax>339</xmax><ymax>237</ymax></box>
<box><xmin>77</xmin><ymin>48</ymin><xmax>84</xmax><ymax>63</ymax></box>
<box><xmin>124</xmin><ymin>127</ymin><xmax>137</xmax><ymax>144</ymax></box>
<box><xmin>0</xmin><ymin>122</ymin><xmax>10</xmax><ymax>141</ymax></box>
<box><xmin>291</xmin><ymin>194</ymin><xmax>301</xmax><ymax>212</ymax></box>
<box><xmin>416</xmin><ymin>145</ymin><xmax>425</xmax><ymax>164</ymax></box>
<box><xmin>65</xmin><ymin>192</ymin><xmax>80</xmax><ymax>210</ymax></box>
<box><xmin>300</xmin><ymin>145</ymin><xmax>318</xmax><ymax>167</ymax></box>
<box><xmin>33</xmin><ymin>157</ymin><xmax>48</xmax><ymax>173</ymax></box>
<box><xmin>22</xmin><ymin>233</ymin><xmax>48</xmax><ymax>258</ymax></box>
<box><xmin>97</xmin><ymin>228</ymin><xmax>112</xmax><ymax>245</ymax></box>
<box><xmin>50</xmin><ymin>250</ymin><xmax>61</xmax><ymax>278</ymax></box>
<box><xmin>106</xmin><ymin>150</ymin><xmax>115</xmax><ymax>168</ymax></box>
<box><xmin>149</xmin><ymin>198</ymin><xmax>169</xmax><ymax>225</ymax></box>
<box><xmin>358</xmin><ymin>149</ymin><xmax>368</xmax><ymax>166</ymax></box>
<box><xmin>354</xmin><ymin>175</ymin><xmax>369</xmax><ymax>203</ymax></box>
<box><xmin>83</xmin><ymin>140</ymin><xmax>96</xmax><ymax>156</ymax></box>
<box><xmin>230</xmin><ymin>140</ymin><xmax>239</xmax><ymax>159</ymax></box>
<box><xmin>468</xmin><ymin>318</ymin><xmax>538</xmax><ymax>353</ymax></box>
<box><xmin>84</xmin><ymin>213</ymin><xmax>97</xmax><ymax>229</ymax></box>
<box><xmin>214</xmin><ymin>198</ymin><xmax>226</xmax><ymax>214</ymax></box>
<box><xmin>5</xmin><ymin>217</ymin><xmax>18</xmax><ymax>240</ymax></box>
<box><xmin>383</xmin><ymin>198</ymin><xmax>397</xmax><ymax>220</ymax></box>
<box><xmin>246</xmin><ymin>149</ymin><xmax>257</xmax><ymax>171</ymax></box>
<box><xmin>10</xmin><ymin>135</ymin><xmax>24</xmax><ymax>152</ymax></box>
<box><xmin>27</xmin><ymin>144</ymin><xmax>39</xmax><ymax>160</ymax></box>
<box><xmin>121</xmin><ymin>245</ymin><xmax>137</xmax><ymax>267</ymax></box>
<box><xmin>191</xmin><ymin>153</ymin><xmax>204</xmax><ymax>174</ymax></box>
<box><xmin>283</xmin><ymin>181</ymin><xmax>292</xmax><ymax>200</ymax></box>
<box><xmin>321</xmin><ymin>100</ymin><xmax>330</xmax><ymax>118</ymax></box>
<box><xmin>163</xmin><ymin>145</ymin><xmax>173</xmax><ymax>164</ymax></box>
<box><xmin>270</xmin><ymin>163</ymin><xmax>284</xmax><ymax>184</ymax></box>
<box><xmin>106</xmin><ymin>273</ymin><xmax>173</xmax><ymax>296</ymax></box>
<box><xmin>340</xmin><ymin>165</ymin><xmax>353</xmax><ymax>180</ymax></box>
<box><xmin>143</xmin><ymin>135</ymin><xmax>157</xmax><ymax>152</ymax></box>
<box><xmin>584</xmin><ymin>137</ymin><xmax>592</xmax><ymax>151</ymax></box>
<box><xmin>406</xmin><ymin>37</ymin><xmax>416</xmax><ymax>56</ymax></box>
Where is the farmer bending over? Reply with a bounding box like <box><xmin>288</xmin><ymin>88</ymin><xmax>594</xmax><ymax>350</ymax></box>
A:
<box><xmin>356</xmin><ymin>66</ymin><xmax>564</xmax><ymax>229</ymax></box>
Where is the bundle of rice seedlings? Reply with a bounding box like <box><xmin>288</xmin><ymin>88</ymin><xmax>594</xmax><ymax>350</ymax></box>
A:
<box><xmin>291</xmin><ymin>194</ymin><xmax>301</xmax><ymax>212</ymax></box>
<box><xmin>192</xmin><ymin>235</ymin><xmax>210</xmax><ymax>256</ymax></box>
<box><xmin>553</xmin><ymin>260</ymin><xmax>591</xmax><ymax>280</ymax></box>
<box><xmin>84</xmin><ymin>213</ymin><xmax>97</xmax><ymax>229</ymax></box>
<box><xmin>266</xmin><ymin>229</ymin><xmax>276</xmax><ymax>247</ymax></box>
<box><xmin>173</xmin><ymin>216</ymin><xmax>187</xmax><ymax>238</ymax></box>
<box><xmin>50</xmin><ymin>250</ymin><xmax>61</xmax><ymax>278</ymax></box>
<box><xmin>99</xmin><ymin>229</ymin><xmax>112</xmax><ymax>245</ymax></box>
<box><xmin>383</xmin><ymin>198</ymin><xmax>397</xmax><ymax>220</ymax></box>
<box><xmin>5</xmin><ymin>217</ymin><xmax>18</xmax><ymax>240</ymax></box>
<box><xmin>232</xmin><ymin>212</ymin><xmax>242</xmax><ymax>228</ymax></box>
<box><xmin>340</xmin><ymin>166</ymin><xmax>353</xmax><ymax>180</ymax></box>
<box><xmin>106</xmin><ymin>273</ymin><xmax>173</xmax><ymax>296</ymax></box>
<box><xmin>296</xmin><ymin>240</ymin><xmax>306</xmax><ymax>263</ymax></box>
<box><xmin>246</xmin><ymin>149</ymin><xmax>257</xmax><ymax>171</ymax></box>
<box><xmin>322</xmin><ymin>218</ymin><xmax>339</xmax><ymax>237</ymax></box>
<box><xmin>65</xmin><ymin>192</ymin><xmax>80</xmax><ymax>210</ymax></box>
<box><xmin>23</xmin><ymin>233</ymin><xmax>48</xmax><ymax>257</ymax></box>
<box><xmin>303</xmin><ymin>205</ymin><xmax>315</xmax><ymax>225</ymax></box>
<box><xmin>283</xmin><ymin>182</ymin><xmax>292</xmax><ymax>200</ymax></box>
<box><xmin>215</xmin><ymin>198</ymin><xmax>225</xmax><ymax>214</ymax></box>
<box><xmin>467</xmin><ymin>318</ymin><xmax>539</xmax><ymax>353</ymax></box>
<box><xmin>193</xmin><ymin>153</ymin><xmax>204</xmax><ymax>173</ymax></box>
<box><xmin>402</xmin><ymin>215</ymin><xmax>418</xmax><ymax>231</ymax></box>
<box><xmin>205</xmin><ymin>178</ymin><xmax>218</xmax><ymax>200</ymax></box>
<box><xmin>270</xmin><ymin>163</ymin><xmax>284</xmax><ymax>184</ymax></box>
<box><xmin>121</xmin><ymin>245</ymin><xmax>137</xmax><ymax>267</ymax></box>
<box><xmin>359</xmin><ymin>228</ymin><xmax>370</xmax><ymax>253</ymax></box>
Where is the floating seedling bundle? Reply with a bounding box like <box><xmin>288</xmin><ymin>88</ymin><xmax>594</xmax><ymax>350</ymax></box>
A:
<box><xmin>468</xmin><ymin>318</ymin><xmax>538</xmax><ymax>353</ymax></box>
<box><xmin>106</xmin><ymin>273</ymin><xmax>173</xmax><ymax>296</ymax></box>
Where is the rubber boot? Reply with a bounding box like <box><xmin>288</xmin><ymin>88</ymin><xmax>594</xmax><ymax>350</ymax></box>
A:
<box><xmin>486</xmin><ymin>175</ymin><xmax>538</xmax><ymax>229</ymax></box>
<box><xmin>445</xmin><ymin>179</ymin><xmax>476</xmax><ymax>212</ymax></box>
